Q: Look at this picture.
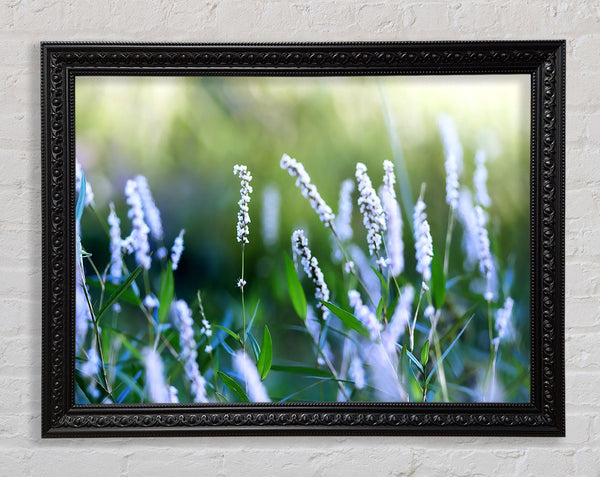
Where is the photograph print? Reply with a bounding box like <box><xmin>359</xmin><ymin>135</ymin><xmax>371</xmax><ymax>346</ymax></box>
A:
<box><xmin>74</xmin><ymin>73</ymin><xmax>531</xmax><ymax>405</ymax></box>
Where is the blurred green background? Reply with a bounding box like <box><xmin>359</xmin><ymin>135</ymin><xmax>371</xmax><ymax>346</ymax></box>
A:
<box><xmin>76</xmin><ymin>74</ymin><xmax>530</xmax><ymax>403</ymax></box>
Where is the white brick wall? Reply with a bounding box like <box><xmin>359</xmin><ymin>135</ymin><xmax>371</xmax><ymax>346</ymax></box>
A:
<box><xmin>0</xmin><ymin>1</ymin><xmax>598</xmax><ymax>475</ymax></box>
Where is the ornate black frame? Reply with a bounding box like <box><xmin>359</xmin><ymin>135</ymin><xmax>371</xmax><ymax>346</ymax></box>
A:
<box><xmin>41</xmin><ymin>41</ymin><xmax>565</xmax><ymax>438</ymax></box>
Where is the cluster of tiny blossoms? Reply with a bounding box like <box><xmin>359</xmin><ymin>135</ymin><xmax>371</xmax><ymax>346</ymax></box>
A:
<box><xmin>123</xmin><ymin>179</ymin><xmax>151</xmax><ymax>270</ymax></box>
<box><xmin>494</xmin><ymin>297</ymin><xmax>514</xmax><ymax>345</ymax></box>
<box><xmin>438</xmin><ymin>115</ymin><xmax>462</xmax><ymax>210</ymax></box>
<box><xmin>380</xmin><ymin>160</ymin><xmax>404</xmax><ymax>276</ymax></box>
<box><xmin>233</xmin><ymin>351</ymin><xmax>270</xmax><ymax>402</ymax></box>
<box><xmin>474</xmin><ymin>150</ymin><xmax>491</xmax><ymax>208</ymax></box>
<box><xmin>292</xmin><ymin>230</ymin><xmax>330</xmax><ymax>320</ymax></box>
<box><xmin>173</xmin><ymin>300</ymin><xmax>208</xmax><ymax>403</ymax></box>
<box><xmin>233</xmin><ymin>165</ymin><xmax>253</xmax><ymax>244</ymax></box>
<box><xmin>335</xmin><ymin>179</ymin><xmax>355</xmax><ymax>242</ymax></box>
<box><xmin>413</xmin><ymin>198</ymin><xmax>434</xmax><ymax>283</ymax></box>
<box><xmin>76</xmin><ymin>161</ymin><xmax>94</xmax><ymax>207</ymax></box>
<box><xmin>135</xmin><ymin>175</ymin><xmax>163</xmax><ymax>240</ymax></box>
<box><xmin>356</xmin><ymin>162</ymin><xmax>386</xmax><ymax>256</ymax></box>
<box><xmin>107</xmin><ymin>202</ymin><xmax>123</xmax><ymax>284</ymax></box>
<box><xmin>170</xmin><ymin>229</ymin><xmax>185</xmax><ymax>270</ymax></box>
<box><xmin>280</xmin><ymin>153</ymin><xmax>335</xmax><ymax>226</ymax></box>
<box><xmin>142</xmin><ymin>348</ymin><xmax>171</xmax><ymax>403</ymax></box>
<box><xmin>348</xmin><ymin>290</ymin><xmax>382</xmax><ymax>342</ymax></box>
<box><xmin>474</xmin><ymin>205</ymin><xmax>494</xmax><ymax>301</ymax></box>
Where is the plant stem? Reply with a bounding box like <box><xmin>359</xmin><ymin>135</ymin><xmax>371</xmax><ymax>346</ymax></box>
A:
<box><xmin>240</xmin><ymin>245</ymin><xmax>247</xmax><ymax>359</ymax></box>
<box><xmin>443</xmin><ymin>207</ymin><xmax>455</xmax><ymax>277</ymax></box>
<box><xmin>409</xmin><ymin>285</ymin><xmax>425</xmax><ymax>352</ymax></box>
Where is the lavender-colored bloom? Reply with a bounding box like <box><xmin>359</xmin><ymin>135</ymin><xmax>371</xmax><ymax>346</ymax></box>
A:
<box><xmin>344</xmin><ymin>261</ymin><xmax>355</xmax><ymax>275</ymax></box>
<box><xmin>233</xmin><ymin>351</ymin><xmax>270</xmax><ymax>402</ymax></box>
<box><xmin>135</xmin><ymin>175</ymin><xmax>163</xmax><ymax>240</ymax></box>
<box><xmin>348</xmin><ymin>244</ymin><xmax>381</xmax><ymax>304</ymax></box>
<box><xmin>168</xmin><ymin>386</ymin><xmax>179</xmax><ymax>403</ymax></box>
<box><xmin>156</xmin><ymin>246</ymin><xmax>167</xmax><ymax>260</ymax></box>
<box><xmin>75</xmin><ymin>161</ymin><xmax>94</xmax><ymax>207</ymax></box>
<box><xmin>413</xmin><ymin>198</ymin><xmax>433</xmax><ymax>283</ymax></box>
<box><xmin>335</xmin><ymin>179</ymin><xmax>354</xmax><ymax>241</ymax></box>
<box><xmin>380</xmin><ymin>183</ymin><xmax>404</xmax><ymax>276</ymax></box>
<box><xmin>292</xmin><ymin>230</ymin><xmax>330</xmax><ymax>320</ymax></box>
<box><xmin>170</xmin><ymin>229</ymin><xmax>185</xmax><ymax>270</ymax></box>
<box><xmin>79</xmin><ymin>347</ymin><xmax>99</xmax><ymax>379</ymax></box>
<box><xmin>236</xmin><ymin>278</ymin><xmax>246</xmax><ymax>289</ymax></box>
<box><xmin>474</xmin><ymin>205</ymin><xmax>495</xmax><ymax>300</ymax></box>
<box><xmin>261</xmin><ymin>184</ymin><xmax>280</xmax><ymax>247</ymax></box>
<box><xmin>356</xmin><ymin>162</ymin><xmax>387</xmax><ymax>256</ymax></box>
<box><xmin>75</xmin><ymin>258</ymin><xmax>91</xmax><ymax>350</ymax></box>
<box><xmin>280</xmin><ymin>153</ymin><xmax>335</xmax><ymax>226</ymax></box>
<box><xmin>494</xmin><ymin>297</ymin><xmax>514</xmax><ymax>344</ymax></box>
<box><xmin>474</xmin><ymin>150</ymin><xmax>491</xmax><ymax>208</ymax></box>
<box><xmin>233</xmin><ymin>164</ymin><xmax>253</xmax><ymax>244</ymax></box>
<box><xmin>348</xmin><ymin>289</ymin><xmax>382</xmax><ymax>341</ymax></box>
<box><xmin>438</xmin><ymin>114</ymin><xmax>463</xmax><ymax>171</ymax></box>
<box><xmin>173</xmin><ymin>300</ymin><xmax>208</xmax><ymax>403</ymax></box>
<box><xmin>438</xmin><ymin>114</ymin><xmax>462</xmax><ymax>209</ymax></box>
<box><xmin>123</xmin><ymin>179</ymin><xmax>151</xmax><ymax>270</ymax></box>
<box><xmin>143</xmin><ymin>294</ymin><xmax>159</xmax><ymax>309</ymax></box>
<box><xmin>142</xmin><ymin>348</ymin><xmax>171</xmax><ymax>403</ymax></box>
<box><xmin>79</xmin><ymin>347</ymin><xmax>100</xmax><ymax>399</ymax></box>
<box><xmin>456</xmin><ymin>189</ymin><xmax>479</xmax><ymax>270</ymax></box>
<box><xmin>107</xmin><ymin>202</ymin><xmax>123</xmax><ymax>284</ymax></box>
<box><xmin>382</xmin><ymin>286</ymin><xmax>414</xmax><ymax>354</ymax></box>
<box><xmin>424</xmin><ymin>305</ymin><xmax>435</xmax><ymax>319</ymax></box>
<box><xmin>349</xmin><ymin>355</ymin><xmax>366</xmax><ymax>390</ymax></box>
<box><xmin>365</xmin><ymin>343</ymin><xmax>406</xmax><ymax>401</ymax></box>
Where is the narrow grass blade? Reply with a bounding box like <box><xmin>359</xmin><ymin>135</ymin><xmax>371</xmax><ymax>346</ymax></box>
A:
<box><xmin>116</xmin><ymin>370</ymin><xmax>142</xmax><ymax>403</ymax></box>
<box><xmin>427</xmin><ymin>315</ymin><xmax>474</xmax><ymax>384</ymax></box>
<box><xmin>217</xmin><ymin>372</ymin><xmax>250</xmax><ymax>402</ymax></box>
<box><xmin>214</xmin><ymin>325</ymin><xmax>241</xmax><ymax>343</ymax></box>
<box><xmin>96</xmin><ymin>266</ymin><xmax>142</xmax><ymax>321</ymax></box>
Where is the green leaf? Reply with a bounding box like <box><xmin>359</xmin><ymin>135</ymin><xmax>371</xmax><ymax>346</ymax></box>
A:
<box><xmin>256</xmin><ymin>325</ymin><xmax>272</xmax><ymax>380</ymax></box>
<box><xmin>217</xmin><ymin>372</ymin><xmax>250</xmax><ymax>402</ymax></box>
<box><xmin>284</xmin><ymin>253</ymin><xmax>307</xmax><ymax>320</ymax></box>
<box><xmin>376</xmin><ymin>296</ymin><xmax>384</xmax><ymax>322</ymax></box>
<box><xmin>431</xmin><ymin>253</ymin><xmax>445</xmax><ymax>309</ymax></box>
<box><xmin>372</xmin><ymin>266</ymin><xmax>389</xmax><ymax>295</ymax></box>
<box><xmin>421</xmin><ymin>340</ymin><xmax>430</xmax><ymax>367</ymax></box>
<box><xmin>396</xmin><ymin>344</ymin><xmax>424</xmax><ymax>374</ymax></box>
<box><xmin>76</xmin><ymin>170</ymin><xmax>86</xmax><ymax>224</ymax></box>
<box><xmin>96</xmin><ymin>266</ymin><xmax>143</xmax><ymax>321</ymax></box>
<box><xmin>158</xmin><ymin>264</ymin><xmax>175</xmax><ymax>323</ymax></box>
<box><xmin>319</xmin><ymin>301</ymin><xmax>370</xmax><ymax>339</ymax></box>
<box><xmin>214</xmin><ymin>325</ymin><xmax>241</xmax><ymax>343</ymax></box>
<box><xmin>426</xmin><ymin>315</ymin><xmax>474</xmax><ymax>384</ymax></box>
<box><xmin>270</xmin><ymin>365</ymin><xmax>333</xmax><ymax>379</ymax></box>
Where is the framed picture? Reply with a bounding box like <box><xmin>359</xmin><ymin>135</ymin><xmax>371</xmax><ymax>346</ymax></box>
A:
<box><xmin>41</xmin><ymin>41</ymin><xmax>565</xmax><ymax>437</ymax></box>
